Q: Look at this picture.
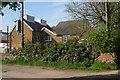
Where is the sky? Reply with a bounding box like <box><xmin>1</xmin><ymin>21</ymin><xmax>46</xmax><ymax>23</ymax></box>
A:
<box><xmin>0</xmin><ymin>2</ymin><xmax>73</xmax><ymax>32</ymax></box>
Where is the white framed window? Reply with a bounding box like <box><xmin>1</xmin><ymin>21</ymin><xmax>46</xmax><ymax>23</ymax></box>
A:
<box><xmin>63</xmin><ymin>35</ymin><xmax>70</xmax><ymax>43</ymax></box>
<box><xmin>45</xmin><ymin>36</ymin><xmax>52</xmax><ymax>41</ymax></box>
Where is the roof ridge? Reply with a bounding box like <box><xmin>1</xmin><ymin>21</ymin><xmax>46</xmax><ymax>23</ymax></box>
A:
<box><xmin>59</xmin><ymin>19</ymin><xmax>83</xmax><ymax>23</ymax></box>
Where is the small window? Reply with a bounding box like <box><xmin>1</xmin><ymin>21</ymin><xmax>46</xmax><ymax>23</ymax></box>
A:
<box><xmin>45</xmin><ymin>36</ymin><xmax>52</xmax><ymax>41</ymax></box>
<box><xmin>18</xmin><ymin>31</ymin><xmax>21</xmax><ymax>35</ymax></box>
<box><xmin>63</xmin><ymin>35</ymin><xmax>70</xmax><ymax>43</ymax></box>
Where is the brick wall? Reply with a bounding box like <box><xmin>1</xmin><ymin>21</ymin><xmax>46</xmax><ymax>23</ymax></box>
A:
<box><xmin>97</xmin><ymin>53</ymin><xmax>115</xmax><ymax>63</ymax></box>
<box><xmin>70</xmin><ymin>35</ymin><xmax>80</xmax><ymax>40</ymax></box>
<box><xmin>23</xmin><ymin>23</ymin><xmax>32</xmax><ymax>44</ymax></box>
<box><xmin>10</xmin><ymin>23</ymin><xmax>33</xmax><ymax>50</ymax></box>
<box><xmin>32</xmin><ymin>30</ymin><xmax>45</xmax><ymax>43</ymax></box>
<box><xmin>10</xmin><ymin>26</ymin><xmax>22</xmax><ymax>50</ymax></box>
<box><xmin>43</xmin><ymin>29</ymin><xmax>62</xmax><ymax>43</ymax></box>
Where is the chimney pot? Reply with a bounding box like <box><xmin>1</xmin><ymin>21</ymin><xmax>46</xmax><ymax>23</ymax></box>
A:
<box><xmin>23</xmin><ymin>15</ymin><xmax>34</xmax><ymax>22</ymax></box>
<box><xmin>37</xmin><ymin>19</ymin><xmax>47</xmax><ymax>26</ymax></box>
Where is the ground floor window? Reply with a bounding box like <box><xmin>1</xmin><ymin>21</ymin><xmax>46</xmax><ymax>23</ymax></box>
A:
<box><xmin>45</xmin><ymin>36</ymin><xmax>52</xmax><ymax>41</ymax></box>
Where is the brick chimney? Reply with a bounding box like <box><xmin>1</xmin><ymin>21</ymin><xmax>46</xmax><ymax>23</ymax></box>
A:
<box><xmin>23</xmin><ymin>15</ymin><xmax>35</xmax><ymax>22</ymax></box>
<box><xmin>37</xmin><ymin>19</ymin><xmax>47</xmax><ymax>26</ymax></box>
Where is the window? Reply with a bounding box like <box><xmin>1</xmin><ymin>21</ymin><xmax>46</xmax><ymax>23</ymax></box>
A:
<box><xmin>62</xmin><ymin>35</ymin><xmax>70</xmax><ymax>43</ymax></box>
<box><xmin>18</xmin><ymin>31</ymin><xmax>21</xmax><ymax>35</ymax></box>
<box><xmin>45</xmin><ymin>36</ymin><xmax>52</xmax><ymax>41</ymax></box>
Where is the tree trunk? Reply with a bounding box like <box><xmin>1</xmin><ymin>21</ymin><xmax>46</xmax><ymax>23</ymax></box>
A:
<box><xmin>105</xmin><ymin>0</ymin><xmax>109</xmax><ymax>38</ymax></box>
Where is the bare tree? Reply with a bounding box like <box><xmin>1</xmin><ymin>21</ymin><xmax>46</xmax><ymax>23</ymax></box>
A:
<box><xmin>65</xmin><ymin>2</ymin><xmax>120</xmax><ymax>28</ymax></box>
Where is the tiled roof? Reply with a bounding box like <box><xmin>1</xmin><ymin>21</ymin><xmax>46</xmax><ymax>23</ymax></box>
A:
<box><xmin>16</xmin><ymin>19</ymin><xmax>53</xmax><ymax>32</ymax></box>
<box><xmin>24</xmin><ymin>19</ymin><xmax>53</xmax><ymax>31</ymax></box>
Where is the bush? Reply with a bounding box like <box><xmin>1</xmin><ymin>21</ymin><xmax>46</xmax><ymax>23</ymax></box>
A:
<box><xmin>85</xmin><ymin>28</ymin><xmax>115</xmax><ymax>55</ymax></box>
<box><xmin>10</xmin><ymin>39</ymin><xmax>94</xmax><ymax>67</ymax></box>
<box><xmin>5</xmin><ymin>48</ymin><xmax>9</xmax><ymax>53</ymax></box>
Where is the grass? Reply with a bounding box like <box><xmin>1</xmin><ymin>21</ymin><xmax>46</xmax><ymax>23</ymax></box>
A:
<box><xmin>2</xmin><ymin>58</ymin><xmax>117</xmax><ymax>72</ymax></box>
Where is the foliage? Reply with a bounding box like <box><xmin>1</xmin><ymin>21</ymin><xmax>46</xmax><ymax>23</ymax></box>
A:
<box><xmin>5</xmin><ymin>48</ymin><xmax>9</xmax><ymax>53</ymax></box>
<box><xmin>89</xmin><ymin>61</ymin><xmax>117</xmax><ymax>71</ymax></box>
<box><xmin>10</xmin><ymin>43</ymin><xmax>43</xmax><ymax>61</ymax></box>
<box><xmin>10</xmin><ymin>39</ymin><xmax>94</xmax><ymax>67</ymax></box>
<box><xmin>113</xmin><ymin>29</ymin><xmax>120</xmax><ymax>69</ymax></box>
<box><xmin>2</xmin><ymin>1</ymin><xmax>22</xmax><ymax>11</ymax></box>
<box><xmin>85</xmin><ymin>27</ymin><xmax>115</xmax><ymax>54</ymax></box>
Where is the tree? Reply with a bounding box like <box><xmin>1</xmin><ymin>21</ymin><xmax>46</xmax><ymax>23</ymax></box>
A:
<box><xmin>105</xmin><ymin>1</ymin><xmax>109</xmax><ymax>38</ymax></box>
<box><xmin>65</xmin><ymin>2</ymin><xmax>120</xmax><ymax>29</ymax></box>
<box><xmin>1</xmin><ymin>1</ymin><xmax>25</xmax><ymax>48</ymax></box>
<box><xmin>0</xmin><ymin>1</ymin><xmax>23</xmax><ymax>16</ymax></box>
<box><xmin>2</xmin><ymin>2</ymin><xmax>21</xmax><ymax>11</ymax></box>
<box><xmin>66</xmin><ymin>2</ymin><xmax>120</xmax><ymax>68</ymax></box>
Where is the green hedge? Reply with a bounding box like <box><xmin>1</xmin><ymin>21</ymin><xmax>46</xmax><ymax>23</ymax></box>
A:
<box><xmin>10</xmin><ymin>38</ymin><xmax>94</xmax><ymax>67</ymax></box>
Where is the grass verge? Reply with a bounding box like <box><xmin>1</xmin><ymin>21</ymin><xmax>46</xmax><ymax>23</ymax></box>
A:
<box><xmin>2</xmin><ymin>58</ymin><xmax>117</xmax><ymax>72</ymax></box>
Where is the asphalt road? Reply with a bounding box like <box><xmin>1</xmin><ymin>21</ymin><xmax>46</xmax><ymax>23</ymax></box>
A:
<box><xmin>1</xmin><ymin>64</ymin><xmax>119</xmax><ymax>80</ymax></box>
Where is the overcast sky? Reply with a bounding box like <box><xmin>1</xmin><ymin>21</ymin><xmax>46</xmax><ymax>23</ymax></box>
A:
<box><xmin>0</xmin><ymin>2</ymin><xmax>72</xmax><ymax>32</ymax></box>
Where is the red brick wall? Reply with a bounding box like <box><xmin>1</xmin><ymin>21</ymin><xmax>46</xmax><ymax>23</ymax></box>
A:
<box><xmin>97</xmin><ymin>53</ymin><xmax>115</xmax><ymax>63</ymax></box>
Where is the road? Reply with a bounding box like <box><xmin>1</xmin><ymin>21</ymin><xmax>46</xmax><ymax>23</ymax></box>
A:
<box><xmin>1</xmin><ymin>64</ymin><xmax>120</xmax><ymax>79</ymax></box>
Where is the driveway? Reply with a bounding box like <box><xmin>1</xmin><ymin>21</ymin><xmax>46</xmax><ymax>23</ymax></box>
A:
<box><xmin>1</xmin><ymin>64</ymin><xmax>119</xmax><ymax>79</ymax></box>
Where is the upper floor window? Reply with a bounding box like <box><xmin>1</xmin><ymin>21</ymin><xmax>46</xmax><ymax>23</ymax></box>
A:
<box><xmin>45</xmin><ymin>36</ymin><xmax>52</xmax><ymax>41</ymax></box>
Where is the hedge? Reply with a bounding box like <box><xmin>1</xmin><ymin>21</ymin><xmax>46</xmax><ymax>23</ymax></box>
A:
<box><xmin>10</xmin><ymin>38</ymin><xmax>94</xmax><ymax>67</ymax></box>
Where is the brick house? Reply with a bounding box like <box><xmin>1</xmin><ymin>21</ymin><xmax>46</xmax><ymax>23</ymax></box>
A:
<box><xmin>9</xmin><ymin>15</ymin><xmax>57</xmax><ymax>50</ymax></box>
<box><xmin>53</xmin><ymin>19</ymin><xmax>89</xmax><ymax>43</ymax></box>
<box><xmin>10</xmin><ymin>15</ymin><xmax>90</xmax><ymax>50</ymax></box>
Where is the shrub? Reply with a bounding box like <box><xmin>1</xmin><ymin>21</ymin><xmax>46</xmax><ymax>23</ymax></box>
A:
<box><xmin>5</xmin><ymin>48</ymin><xmax>9</xmax><ymax>53</ymax></box>
<box><xmin>10</xmin><ymin>39</ymin><xmax>95</xmax><ymax>67</ymax></box>
<box><xmin>14</xmin><ymin>57</ymin><xmax>24</xmax><ymax>61</ymax></box>
<box><xmin>85</xmin><ymin>28</ymin><xmax>115</xmax><ymax>55</ymax></box>
<box><xmin>89</xmin><ymin>61</ymin><xmax>117</xmax><ymax>71</ymax></box>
